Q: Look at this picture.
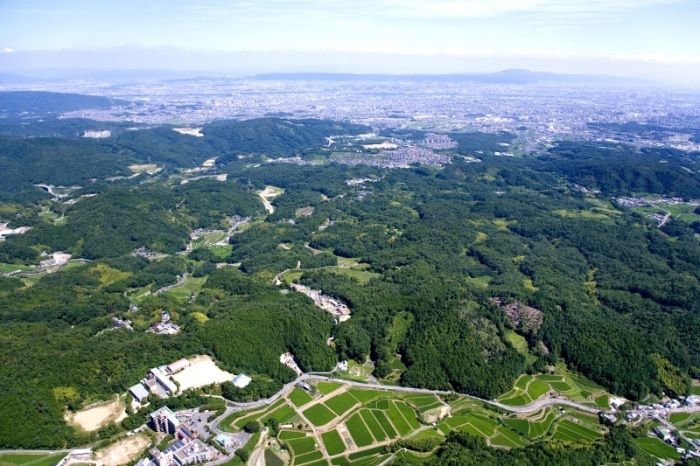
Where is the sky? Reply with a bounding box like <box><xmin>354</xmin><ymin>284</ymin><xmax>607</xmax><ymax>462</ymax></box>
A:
<box><xmin>1</xmin><ymin>0</ymin><xmax>699</xmax><ymax>84</ymax></box>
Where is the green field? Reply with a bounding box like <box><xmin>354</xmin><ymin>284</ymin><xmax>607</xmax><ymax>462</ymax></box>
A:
<box><xmin>269</xmin><ymin>403</ymin><xmax>298</xmax><ymax>423</ymax></box>
<box><xmin>322</xmin><ymin>429</ymin><xmax>347</xmax><ymax>456</ymax></box>
<box><xmin>360</xmin><ymin>409</ymin><xmax>388</xmax><ymax>441</ymax></box>
<box><xmin>386</xmin><ymin>401</ymin><xmax>413</xmax><ymax>436</ymax></box>
<box><xmin>279</xmin><ymin>430</ymin><xmax>309</xmax><ymax>440</ymax></box>
<box><xmin>499</xmin><ymin>370</ymin><xmax>609</xmax><ymax>407</ymax></box>
<box><xmin>0</xmin><ymin>454</ymin><xmax>67</xmax><ymax>466</ymax></box>
<box><xmin>290</xmin><ymin>388</ymin><xmax>314</xmax><ymax>407</ymax></box>
<box><xmin>294</xmin><ymin>451</ymin><xmax>324</xmax><ymax>465</ymax></box>
<box><xmin>162</xmin><ymin>275</ymin><xmax>207</xmax><ymax>299</ymax></box>
<box><xmin>287</xmin><ymin>436</ymin><xmax>318</xmax><ymax>456</ymax></box>
<box><xmin>552</xmin><ymin>420</ymin><xmax>602</xmax><ymax>442</ymax></box>
<box><xmin>669</xmin><ymin>412</ymin><xmax>690</xmax><ymax>424</ymax></box>
<box><xmin>396</xmin><ymin>401</ymin><xmax>420</xmax><ymax>429</ymax></box>
<box><xmin>264</xmin><ymin>449</ymin><xmax>285</xmax><ymax>466</ymax></box>
<box><xmin>348</xmin><ymin>389</ymin><xmax>385</xmax><ymax>404</ymax></box>
<box><xmin>372</xmin><ymin>410</ymin><xmax>398</xmax><ymax>439</ymax></box>
<box><xmin>233</xmin><ymin>399</ymin><xmax>285</xmax><ymax>429</ymax></box>
<box><xmin>325</xmin><ymin>392</ymin><xmax>359</xmax><ymax>416</ymax></box>
<box><xmin>317</xmin><ymin>381</ymin><xmax>343</xmax><ymax>395</ymax></box>
<box><xmin>303</xmin><ymin>403</ymin><xmax>337</xmax><ymax>426</ymax></box>
<box><xmin>634</xmin><ymin>437</ymin><xmax>682</xmax><ymax>461</ymax></box>
<box><xmin>346</xmin><ymin>412</ymin><xmax>375</xmax><ymax>447</ymax></box>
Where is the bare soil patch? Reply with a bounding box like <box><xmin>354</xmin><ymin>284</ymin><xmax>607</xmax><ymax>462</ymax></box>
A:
<box><xmin>66</xmin><ymin>398</ymin><xmax>126</xmax><ymax>433</ymax></box>
<box><xmin>94</xmin><ymin>434</ymin><xmax>150</xmax><ymax>466</ymax></box>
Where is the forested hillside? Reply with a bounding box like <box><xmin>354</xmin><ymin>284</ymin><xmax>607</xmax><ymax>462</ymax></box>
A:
<box><xmin>1</xmin><ymin>111</ymin><xmax>700</xmax><ymax>456</ymax></box>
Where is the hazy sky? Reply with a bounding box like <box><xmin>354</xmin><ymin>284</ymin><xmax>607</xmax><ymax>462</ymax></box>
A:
<box><xmin>1</xmin><ymin>0</ymin><xmax>699</xmax><ymax>83</ymax></box>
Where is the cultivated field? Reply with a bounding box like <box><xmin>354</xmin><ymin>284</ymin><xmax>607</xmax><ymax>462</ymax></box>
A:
<box><xmin>498</xmin><ymin>369</ymin><xmax>611</xmax><ymax>407</ymax></box>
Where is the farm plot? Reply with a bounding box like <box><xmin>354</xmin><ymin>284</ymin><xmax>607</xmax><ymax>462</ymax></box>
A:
<box><xmin>499</xmin><ymin>371</ymin><xmax>610</xmax><ymax>407</ymax></box>
<box><xmin>552</xmin><ymin>420</ymin><xmax>603</xmax><ymax>442</ymax></box>
<box><xmin>345</xmin><ymin>413</ymin><xmax>375</xmax><ymax>447</ymax></box>
<box><xmin>303</xmin><ymin>403</ymin><xmax>337</xmax><ymax>427</ymax></box>
<box><xmin>321</xmin><ymin>429</ymin><xmax>347</xmax><ymax>456</ymax></box>
<box><xmin>360</xmin><ymin>410</ymin><xmax>388</xmax><ymax>442</ymax></box>
<box><xmin>325</xmin><ymin>392</ymin><xmax>360</xmax><ymax>416</ymax></box>
<box><xmin>634</xmin><ymin>437</ymin><xmax>682</xmax><ymax>461</ymax></box>
<box><xmin>287</xmin><ymin>436</ymin><xmax>319</xmax><ymax>457</ymax></box>
<box><xmin>290</xmin><ymin>387</ymin><xmax>314</xmax><ymax>407</ymax></box>
<box><xmin>316</xmin><ymin>381</ymin><xmax>343</xmax><ymax>395</ymax></box>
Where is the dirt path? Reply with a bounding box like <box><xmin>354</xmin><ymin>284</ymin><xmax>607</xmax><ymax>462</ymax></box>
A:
<box><xmin>258</xmin><ymin>186</ymin><xmax>282</xmax><ymax>214</ymax></box>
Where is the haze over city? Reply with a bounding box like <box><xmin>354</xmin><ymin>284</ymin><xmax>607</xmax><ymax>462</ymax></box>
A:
<box><xmin>1</xmin><ymin>0</ymin><xmax>699</xmax><ymax>86</ymax></box>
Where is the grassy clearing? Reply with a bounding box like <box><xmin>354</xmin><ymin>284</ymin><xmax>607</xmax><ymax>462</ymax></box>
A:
<box><xmin>290</xmin><ymin>387</ymin><xmax>314</xmax><ymax>407</ymax></box>
<box><xmin>325</xmin><ymin>392</ymin><xmax>359</xmax><ymax>416</ymax></box>
<box><xmin>465</xmin><ymin>275</ymin><xmax>492</xmax><ymax>288</ymax></box>
<box><xmin>402</xmin><ymin>394</ymin><xmax>441</xmax><ymax>409</ymax></box>
<box><xmin>669</xmin><ymin>412</ymin><xmax>691</xmax><ymax>424</ymax></box>
<box><xmin>322</xmin><ymin>429</ymin><xmax>347</xmax><ymax>456</ymax></box>
<box><xmin>0</xmin><ymin>263</ymin><xmax>32</xmax><ymax>274</ymax></box>
<box><xmin>346</xmin><ymin>413</ymin><xmax>375</xmax><ymax>447</ymax></box>
<box><xmin>303</xmin><ymin>403</ymin><xmax>337</xmax><ymax>426</ymax></box>
<box><xmin>325</xmin><ymin>264</ymin><xmax>380</xmax><ymax>285</ymax></box>
<box><xmin>316</xmin><ymin>381</ymin><xmax>343</xmax><ymax>395</ymax></box>
<box><xmin>233</xmin><ymin>399</ymin><xmax>284</xmax><ymax>429</ymax></box>
<box><xmin>162</xmin><ymin>275</ymin><xmax>207</xmax><ymax>300</ymax></box>
<box><xmin>0</xmin><ymin>454</ymin><xmax>67</xmax><ymax>466</ymax></box>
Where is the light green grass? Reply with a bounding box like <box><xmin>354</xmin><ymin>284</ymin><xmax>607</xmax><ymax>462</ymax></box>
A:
<box><xmin>0</xmin><ymin>263</ymin><xmax>32</xmax><ymax>274</ymax></box>
<box><xmin>348</xmin><ymin>389</ymin><xmax>385</xmax><ymax>404</ymax></box>
<box><xmin>514</xmin><ymin>375</ymin><xmax>533</xmax><ymax>391</ymax></box>
<box><xmin>402</xmin><ymin>394</ymin><xmax>441</xmax><ymax>408</ymax></box>
<box><xmin>346</xmin><ymin>413</ymin><xmax>374</xmax><ymax>447</ymax></box>
<box><xmin>290</xmin><ymin>387</ymin><xmax>314</xmax><ymax>407</ymax></box>
<box><xmin>233</xmin><ymin>399</ymin><xmax>285</xmax><ymax>429</ymax></box>
<box><xmin>0</xmin><ymin>454</ymin><xmax>67</xmax><ymax>466</ymax></box>
<box><xmin>317</xmin><ymin>381</ymin><xmax>343</xmax><ymax>395</ymax></box>
<box><xmin>324</xmin><ymin>392</ymin><xmax>359</xmax><ymax>416</ymax></box>
<box><xmin>209</xmin><ymin>245</ymin><xmax>232</xmax><ymax>259</ymax></box>
<box><xmin>294</xmin><ymin>451</ymin><xmax>324</xmax><ymax>465</ymax></box>
<box><xmin>279</xmin><ymin>430</ymin><xmax>308</xmax><ymax>440</ymax></box>
<box><xmin>303</xmin><ymin>403</ymin><xmax>337</xmax><ymax>426</ymax></box>
<box><xmin>162</xmin><ymin>275</ymin><xmax>207</xmax><ymax>299</ymax></box>
<box><xmin>268</xmin><ymin>404</ymin><xmax>298</xmax><ymax>423</ymax></box>
<box><xmin>287</xmin><ymin>436</ymin><xmax>318</xmax><ymax>456</ymax></box>
<box><xmin>321</xmin><ymin>429</ymin><xmax>347</xmax><ymax>456</ymax></box>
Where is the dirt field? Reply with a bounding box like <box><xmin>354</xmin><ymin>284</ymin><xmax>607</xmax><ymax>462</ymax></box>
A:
<box><xmin>172</xmin><ymin>355</ymin><xmax>235</xmax><ymax>392</ymax></box>
<box><xmin>66</xmin><ymin>398</ymin><xmax>126</xmax><ymax>433</ymax></box>
<box><xmin>94</xmin><ymin>434</ymin><xmax>150</xmax><ymax>466</ymax></box>
<box><xmin>172</xmin><ymin>127</ymin><xmax>203</xmax><ymax>137</ymax></box>
<box><xmin>259</xmin><ymin>186</ymin><xmax>283</xmax><ymax>214</ymax></box>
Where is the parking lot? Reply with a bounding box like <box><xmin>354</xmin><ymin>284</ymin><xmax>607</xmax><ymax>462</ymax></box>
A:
<box><xmin>176</xmin><ymin>410</ymin><xmax>212</xmax><ymax>440</ymax></box>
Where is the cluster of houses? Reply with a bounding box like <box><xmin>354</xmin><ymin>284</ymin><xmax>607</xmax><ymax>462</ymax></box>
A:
<box><xmin>135</xmin><ymin>407</ymin><xmax>213</xmax><ymax>466</ymax></box>
<box><xmin>148</xmin><ymin>311</ymin><xmax>181</xmax><ymax>335</ymax></box>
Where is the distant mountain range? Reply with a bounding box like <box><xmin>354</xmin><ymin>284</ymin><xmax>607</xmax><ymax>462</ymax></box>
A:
<box><xmin>254</xmin><ymin>69</ymin><xmax>639</xmax><ymax>85</ymax></box>
<box><xmin>0</xmin><ymin>69</ymin><xmax>639</xmax><ymax>85</ymax></box>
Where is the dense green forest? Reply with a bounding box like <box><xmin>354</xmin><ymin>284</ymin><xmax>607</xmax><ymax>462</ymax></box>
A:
<box><xmin>1</xmin><ymin>104</ymin><xmax>700</xmax><ymax>456</ymax></box>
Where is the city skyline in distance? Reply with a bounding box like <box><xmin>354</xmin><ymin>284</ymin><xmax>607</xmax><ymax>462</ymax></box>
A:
<box><xmin>1</xmin><ymin>0</ymin><xmax>699</xmax><ymax>87</ymax></box>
